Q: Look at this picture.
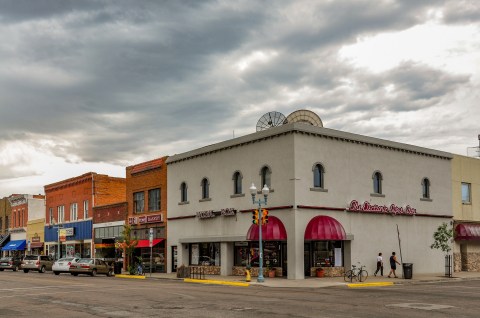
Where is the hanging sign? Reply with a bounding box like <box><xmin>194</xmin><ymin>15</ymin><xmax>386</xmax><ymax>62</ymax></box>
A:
<box><xmin>348</xmin><ymin>200</ymin><xmax>416</xmax><ymax>216</ymax></box>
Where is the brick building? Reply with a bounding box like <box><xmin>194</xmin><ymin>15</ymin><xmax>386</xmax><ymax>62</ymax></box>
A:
<box><xmin>4</xmin><ymin>194</ymin><xmax>45</xmax><ymax>257</ymax></box>
<box><xmin>93</xmin><ymin>201</ymin><xmax>127</xmax><ymax>260</ymax></box>
<box><xmin>44</xmin><ymin>172</ymin><xmax>126</xmax><ymax>259</ymax></box>
<box><xmin>126</xmin><ymin>156</ymin><xmax>168</xmax><ymax>272</ymax></box>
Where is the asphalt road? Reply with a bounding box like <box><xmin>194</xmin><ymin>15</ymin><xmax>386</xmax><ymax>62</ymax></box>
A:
<box><xmin>0</xmin><ymin>271</ymin><xmax>479</xmax><ymax>317</ymax></box>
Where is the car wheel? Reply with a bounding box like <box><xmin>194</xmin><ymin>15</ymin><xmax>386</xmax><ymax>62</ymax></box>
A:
<box><xmin>91</xmin><ymin>269</ymin><xmax>97</xmax><ymax>277</ymax></box>
<box><xmin>73</xmin><ymin>273</ymin><xmax>78</xmax><ymax>276</ymax></box>
<box><xmin>23</xmin><ymin>269</ymin><xmax>29</xmax><ymax>273</ymax></box>
<box><xmin>40</xmin><ymin>266</ymin><xmax>46</xmax><ymax>273</ymax></box>
<box><xmin>13</xmin><ymin>266</ymin><xmax>18</xmax><ymax>272</ymax></box>
<box><xmin>54</xmin><ymin>271</ymin><xmax>60</xmax><ymax>275</ymax></box>
<box><xmin>107</xmin><ymin>270</ymin><xmax>113</xmax><ymax>277</ymax></box>
<box><xmin>0</xmin><ymin>269</ymin><xmax>4</xmax><ymax>271</ymax></box>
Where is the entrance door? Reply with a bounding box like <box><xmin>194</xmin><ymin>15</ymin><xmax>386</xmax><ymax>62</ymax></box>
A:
<box><xmin>171</xmin><ymin>246</ymin><xmax>178</xmax><ymax>272</ymax></box>
<box><xmin>281</xmin><ymin>242</ymin><xmax>287</xmax><ymax>276</ymax></box>
<box><xmin>460</xmin><ymin>243</ymin><xmax>467</xmax><ymax>271</ymax></box>
<box><xmin>304</xmin><ymin>243</ymin><xmax>311</xmax><ymax>276</ymax></box>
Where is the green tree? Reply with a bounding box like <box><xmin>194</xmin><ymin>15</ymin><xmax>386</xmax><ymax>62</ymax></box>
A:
<box><xmin>430</xmin><ymin>222</ymin><xmax>453</xmax><ymax>253</ymax></box>
<box><xmin>115</xmin><ymin>225</ymin><xmax>138</xmax><ymax>274</ymax></box>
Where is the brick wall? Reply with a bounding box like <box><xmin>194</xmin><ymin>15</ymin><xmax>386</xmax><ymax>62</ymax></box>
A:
<box><xmin>0</xmin><ymin>198</ymin><xmax>11</xmax><ymax>235</ymax></box>
<box><xmin>93</xmin><ymin>202</ymin><xmax>127</xmax><ymax>224</ymax></box>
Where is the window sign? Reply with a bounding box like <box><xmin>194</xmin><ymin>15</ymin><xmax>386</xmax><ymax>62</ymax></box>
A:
<box><xmin>191</xmin><ymin>244</ymin><xmax>199</xmax><ymax>265</ymax></box>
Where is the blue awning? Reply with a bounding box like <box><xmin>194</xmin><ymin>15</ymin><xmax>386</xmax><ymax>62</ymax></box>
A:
<box><xmin>2</xmin><ymin>240</ymin><xmax>26</xmax><ymax>251</ymax></box>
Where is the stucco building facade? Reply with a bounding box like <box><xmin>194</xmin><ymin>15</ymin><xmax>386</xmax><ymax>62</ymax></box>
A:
<box><xmin>166</xmin><ymin>122</ymin><xmax>452</xmax><ymax>279</ymax></box>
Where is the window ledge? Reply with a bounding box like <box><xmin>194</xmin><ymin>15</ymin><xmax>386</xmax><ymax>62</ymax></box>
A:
<box><xmin>310</xmin><ymin>187</ymin><xmax>328</xmax><ymax>192</ymax></box>
<box><xmin>257</xmin><ymin>189</ymin><xmax>274</xmax><ymax>194</ymax></box>
<box><xmin>420</xmin><ymin>198</ymin><xmax>432</xmax><ymax>202</ymax></box>
<box><xmin>199</xmin><ymin>198</ymin><xmax>212</xmax><ymax>202</ymax></box>
<box><xmin>462</xmin><ymin>202</ymin><xmax>472</xmax><ymax>205</ymax></box>
<box><xmin>230</xmin><ymin>193</ymin><xmax>245</xmax><ymax>198</ymax></box>
<box><xmin>178</xmin><ymin>201</ymin><xmax>190</xmax><ymax>205</ymax></box>
<box><xmin>370</xmin><ymin>193</ymin><xmax>385</xmax><ymax>198</ymax></box>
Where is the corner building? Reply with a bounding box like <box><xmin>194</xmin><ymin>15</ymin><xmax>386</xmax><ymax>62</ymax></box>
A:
<box><xmin>166</xmin><ymin>121</ymin><xmax>452</xmax><ymax>279</ymax></box>
<box><xmin>44</xmin><ymin>173</ymin><xmax>126</xmax><ymax>259</ymax></box>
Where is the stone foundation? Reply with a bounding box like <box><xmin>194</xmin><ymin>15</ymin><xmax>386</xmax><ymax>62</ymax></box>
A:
<box><xmin>232</xmin><ymin>266</ymin><xmax>283</xmax><ymax>277</ymax></box>
<box><xmin>454</xmin><ymin>252</ymin><xmax>480</xmax><ymax>272</ymax></box>
<box><xmin>189</xmin><ymin>265</ymin><xmax>221</xmax><ymax>275</ymax></box>
<box><xmin>309</xmin><ymin>267</ymin><xmax>344</xmax><ymax>277</ymax></box>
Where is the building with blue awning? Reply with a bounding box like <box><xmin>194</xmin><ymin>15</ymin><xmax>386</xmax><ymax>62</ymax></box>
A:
<box><xmin>2</xmin><ymin>239</ymin><xmax>26</xmax><ymax>251</ymax></box>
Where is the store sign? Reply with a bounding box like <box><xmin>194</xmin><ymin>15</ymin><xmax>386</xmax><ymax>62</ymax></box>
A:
<box><xmin>32</xmin><ymin>235</ymin><xmax>40</xmax><ymax>243</ymax></box>
<box><xmin>128</xmin><ymin>213</ymin><xmax>164</xmax><ymax>225</ymax></box>
<box><xmin>196</xmin><ymin>208</ymin><xmax>237</xmax><ymax>219</ymax></box>
<box><xmin>348</xmin><ymin>200</ymin><xmax>416</xmax><ymax>216</ymax></box>
<box><xmin>65</xmin><ymin>228</ymin><xmax>75</xmax><ymax>236</ymax></box>
<box><xmin>196</xmin><ymin>210</ymin><xmax>215</xmax><ymax>219</ymax></box>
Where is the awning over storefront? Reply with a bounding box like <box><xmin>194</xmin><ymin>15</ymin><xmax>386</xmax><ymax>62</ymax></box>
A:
<box><xmin>30</xmin><ymin>242</ymin><xmax>44</xmax><ymax>249</ymax></box>
<box><xmin>246</xmin><ymin>216</ymin><xmax>287</xmax><ymax>241</ymax></box>
<box><xmin>2</xmin><ymin>240</ymin><xmax>27</xmax><ymax>251</ymax></box>
<box><xmin>304</xmin><ymin>215</ymin><xmax>346</xmax><ymax>240</ymax></box>
<box><xmin>455</xmin><ymin>223</ymin><xmax>480</xmax><ymax>240</ymax></box>
<box><xmin>135</xmin><ymin>239</ymin><xmax>164</xmax><ymax>248</ymax></box>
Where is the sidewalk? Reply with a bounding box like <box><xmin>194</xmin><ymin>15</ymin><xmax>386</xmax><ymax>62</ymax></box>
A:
<box><xmin>127</xmin><ymin>271</ymin><xmax>480</xmax><ymax>288</ymax></box>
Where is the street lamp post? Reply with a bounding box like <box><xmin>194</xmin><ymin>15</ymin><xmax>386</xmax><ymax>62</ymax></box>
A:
<box><xmin>249</xmin><ymin>182</ymin><xmax>269</xmax><ymax>283</ymax></box>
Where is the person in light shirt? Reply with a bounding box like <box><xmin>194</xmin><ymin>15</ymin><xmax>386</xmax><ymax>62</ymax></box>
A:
<box><xmin>374</xmin><ymin>252</ymin><xmax>383</xmax><ymax>276</ymax></box>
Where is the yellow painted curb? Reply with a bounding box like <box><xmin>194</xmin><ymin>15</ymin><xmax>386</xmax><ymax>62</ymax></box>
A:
<box><xmin>115</xmin><ymin>274</ymin><xmax>146</xmax><ymax>279</ymax></box>
<box><xmin>184</xmin><ymin>278</ymin><xmax>249</xmax><ymax>287</ymax></box>
<box><xmin>347</xmin><ymin>282</ymin><xmax>394</xmax><ymax>288</ymax></box>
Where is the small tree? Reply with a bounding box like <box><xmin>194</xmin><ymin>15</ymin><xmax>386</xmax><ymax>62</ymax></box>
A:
<box><xmin>430</xmin><ymin>222</ymin><xmax>453</xmax><ymax>254</ymax></box>
<box><xmin>115</xmin><ymin>225</ymin><xmax>138</xmax><ymax>274</ymax></box>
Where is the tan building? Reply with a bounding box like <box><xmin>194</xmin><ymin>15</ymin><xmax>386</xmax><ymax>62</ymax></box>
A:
<box><xmin>0</xmin><ymin>197</ymin><xmax>11</xmax><ymax>249</ymax></box>
<box><xmin>452</xmin><ymin>155</ymin><xmax>480</xmax><ymax>271</ymax></box>
<box><xmin>167</xmin><ymin>119</ymin><xmax>453</xmax><ymax>279</ymax></box>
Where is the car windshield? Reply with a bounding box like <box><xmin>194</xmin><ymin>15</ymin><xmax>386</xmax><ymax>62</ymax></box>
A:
<box><xmin>78</xmin><ymin>258</ymin><xmax>93</xmax><ymax>264</ymax></box>
<box><xmin>57</xmin><ymin>258</ymin><xmax>74</xmax><ymax>262</ymax></box>
<box><xmin>0</xmin><ymin>257</ymin><xmax>10</xmax><ymax>262</ymax></box>
<box><xmin>24</xmin><ymin>255</ymin><xmax>38</xmax><ymax>260</ymax></box>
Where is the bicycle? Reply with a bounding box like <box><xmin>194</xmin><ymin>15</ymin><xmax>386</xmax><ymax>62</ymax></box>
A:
<box><xmin>344</xmin><ymin>263</ymin><xmax>369</xmax><ymax>282</ymax></box>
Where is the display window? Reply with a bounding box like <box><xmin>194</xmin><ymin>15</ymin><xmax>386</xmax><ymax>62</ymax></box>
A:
<box><xmin>189</xmin><ymin>242</ymin><xmax>220</xmax><ymax>266</ymax></box>
<box><xmin>234</xmin><ymin>241</ymin><xmax>281</xmax><ymax>267</ymax></box>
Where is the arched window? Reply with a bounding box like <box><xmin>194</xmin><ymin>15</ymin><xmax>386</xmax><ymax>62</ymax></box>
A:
<box><xmin>180</xmin><ymin>182</ymin><xmax>188</xmax><ymax>202</ymax></box>
<box><xmin>201</xmin><ymin>178</ymin><xmax>209</xmax><ymax>199</ymax></box>
<box><xmin>422</xmin><ymin>178</ymin><xmax>430</xmax><ymax>199</ymax></box>
<box><xmin>260</xmin><ymin>166</ymin><xmax>272</xmax><ymax>188</ymax></box>
<box><xmin>313</xmin><ymin>163</ymin><xmax>325</xmax><ymax>188</ymax></box>
<box><xmin>373</xmin><ymin>171</ymin><xmax>383</xmax><ymax>194</ymax></box>
<box><xmin>233</xmin><ymin>171</ymin><xmax>242</xmax><ymax>194</ymax></box>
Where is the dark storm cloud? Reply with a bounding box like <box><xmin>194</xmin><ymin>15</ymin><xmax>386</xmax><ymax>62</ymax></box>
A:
<box><xmin>442</xmin><ymin>0</ymin><xmax>480</xmax><ymax>24</ymax></box>
<box><xmin>0</xmin><ymin>0</ymin><xmax>476</xmax><ymax>175</ymax></box>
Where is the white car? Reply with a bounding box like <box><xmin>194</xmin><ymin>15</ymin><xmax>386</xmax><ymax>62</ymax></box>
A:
<box><xmin>52</xmin><ymin>257</ymin><xmax>80</xmax><ymax>275</ymax></box>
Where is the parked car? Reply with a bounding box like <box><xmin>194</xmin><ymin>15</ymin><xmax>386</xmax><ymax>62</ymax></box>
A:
<box><xmin>69</xmin><ymin>258</ymin><xmax>113</xmax><ymax>277</ymax></box>
<box><xmin>0</xmin><ymin>256</ymin><xmax>23</xmax><ymax>271</ymax></box>
<box><xmin>22</xmin><ymin>255</ymin><xmax>54</xmax><ymax>273</ymax></box>
<box><xmin>52</xmin><ymin>257</ymin><xmax>80</xmax><ymax>275</ymax></box>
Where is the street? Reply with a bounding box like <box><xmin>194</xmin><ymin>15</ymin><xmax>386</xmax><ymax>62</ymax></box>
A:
<box><xmin>0</xmin><ymin>272</ymin><xmax>479</xmax><ymax>317</ymax></box>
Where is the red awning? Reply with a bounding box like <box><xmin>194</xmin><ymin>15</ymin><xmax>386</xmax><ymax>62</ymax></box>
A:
<box><xmin>455</xmin><ymin>223</ymin><xmax>480</xmax><ymax>240</ymax></box>
<box><xmin>30</xmin><ymin>242</ymin><xmax>44</xmax><ymax>249</ymax></box>
<box><xmin>246</xmin><ymin>216</ymin><xmax>287</xmax><ymax>241</ymax></box>
<box><xmin>135</xmin><ymin>239</ymin><xmax>164</xmax><ymax>248</ymax></box>
<box><xmin>304</xmin><ymin>215</ymin><xmax>346</xmax><ymax>240</ymax></box>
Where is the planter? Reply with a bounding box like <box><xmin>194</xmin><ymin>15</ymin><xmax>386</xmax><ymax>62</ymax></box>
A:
<box><xmin>316</xmin><ymin>268</ymin><xmax>325</xmax><ymax>278</ymax></box>
<box><xmin>268</xmin><ymin>269</ymin><xmax>276</xmax><ymax>278</ymax></box>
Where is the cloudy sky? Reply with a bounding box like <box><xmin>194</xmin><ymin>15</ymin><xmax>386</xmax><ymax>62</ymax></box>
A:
<box><xmin>0</xmin><ymin>0</ymin><xmax>479</xmax><ymax>197</ymax></box>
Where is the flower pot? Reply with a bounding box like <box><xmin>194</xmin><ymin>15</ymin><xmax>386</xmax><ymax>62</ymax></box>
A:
<box><xmin>316</xmin><ymin>268</ymin><xmax>325</xmax><ymax>278</ymax></box>
<box><xmin>268</xmin><ymin>269</ymin><xmax>276</xmax><ymax>278</ymax></box>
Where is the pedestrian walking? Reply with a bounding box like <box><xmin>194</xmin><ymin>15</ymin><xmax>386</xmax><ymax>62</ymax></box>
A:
<box><xmin>387</xmin><ymin>252</ymin><xmax>401</xmax><ymax>278</ymax></box>
<box><xmin>374</xmin><ymin>252</ymin><xmax>383</xmax><ymax>276</ymax></box>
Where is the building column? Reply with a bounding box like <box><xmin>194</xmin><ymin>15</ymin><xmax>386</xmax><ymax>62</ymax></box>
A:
<box><xmin>221</xmin><ymin>242</ymin><xmax>233</xmax><ymax>276</ymax></box>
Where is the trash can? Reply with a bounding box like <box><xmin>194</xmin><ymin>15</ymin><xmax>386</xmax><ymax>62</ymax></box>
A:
<box><xmin>114</xmin><ymin>261</ymin><xmax>123</xmax><ymax>274</ymax></box>
<box><xmin>402</xmin><ymin>263</ymin><xmax>413</xmax><ymax>279</ymax></box>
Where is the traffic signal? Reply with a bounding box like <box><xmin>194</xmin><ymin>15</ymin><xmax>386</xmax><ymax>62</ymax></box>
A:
<box><xmin>261</xmin><ymin>209</ymin><xmax>269</xmax><ymax>224</ymax></box>
<box><xmin>252</xmin><ymin>209</ymin><xmax>259</xmax><ymax>224</ymax></box>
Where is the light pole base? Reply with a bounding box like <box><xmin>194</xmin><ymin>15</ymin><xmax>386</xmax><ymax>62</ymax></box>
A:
<box><xmin>257</xmin><ymin>275</ymin><xmax>265</xmax><ymax>283</ymax></box>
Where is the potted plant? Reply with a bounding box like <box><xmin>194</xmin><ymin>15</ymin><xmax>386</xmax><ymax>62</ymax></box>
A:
<box><xmin>316</xmin><ymin>267</ymin><xmax>325</xmax><ymax>278</ymax></box>
<box><xmin>267</xmin><ymin>264</ymin><xmax>276</xmax><ymax>278</ymax></box>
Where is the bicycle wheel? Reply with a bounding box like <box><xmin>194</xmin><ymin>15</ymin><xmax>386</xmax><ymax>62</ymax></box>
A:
<box><xmin>344</xmin><ymin>270</ymin><xmax>353</xmax><ymax>282</ymax></box>
<box><xmin>358</xmin><ymin>270</ymin><xmax>368</xmax><ymax>282</ymax></box>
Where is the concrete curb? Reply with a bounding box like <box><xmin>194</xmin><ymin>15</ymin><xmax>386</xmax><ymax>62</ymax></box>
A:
<box><xmin>115</xmin><ymin>274</ymin><xmax>146</xmax><ymax>280</ymax></box>
<box><xmin>184</xmin><ymin>278</ymin><xmax>249</xmax><ymax>287</ymax></box>
<box><xmin>347</xmin><ymin>282</ymin><xmax>394</xmax><ymax>288</ymax></box>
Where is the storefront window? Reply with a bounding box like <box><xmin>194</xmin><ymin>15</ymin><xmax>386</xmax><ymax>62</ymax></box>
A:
<box><xmin>234</xmin><ymin>241</ymin><xmax>281</xmax><ymax>267</ymax></box>
<box><xmin>312</xmin><ymin>241</ymin><xmax>342</xmax><ymax>267</ymax></box>
<box><xmin>190</xmin><ymin>242</ymin><xmax>220</xmax><ymax>266</ymax></box>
